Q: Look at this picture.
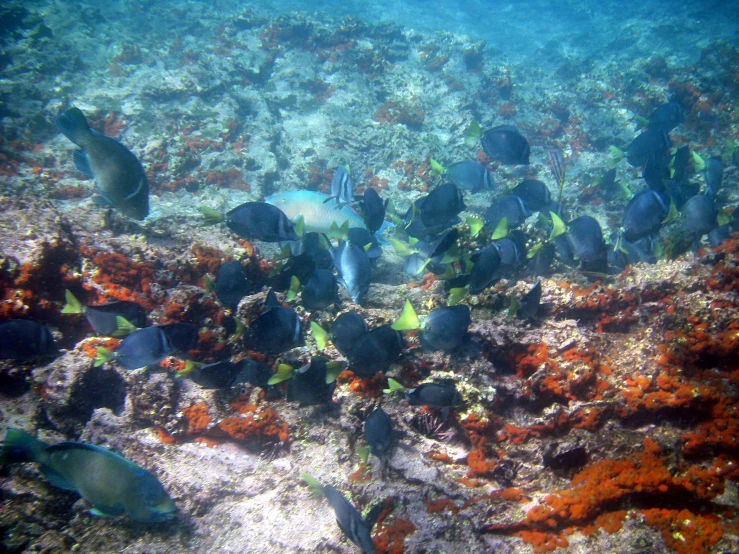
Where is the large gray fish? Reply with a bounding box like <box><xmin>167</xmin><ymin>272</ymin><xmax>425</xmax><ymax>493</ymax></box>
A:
<box><xmin>1</xmin><ymin>428</ymin><xmax>176</xmax><ymax>522</ymax></box>
<box><xmin>55</xmin><ymin>107</ymin><xmax>149</xmax><ymax>220</ymax></box>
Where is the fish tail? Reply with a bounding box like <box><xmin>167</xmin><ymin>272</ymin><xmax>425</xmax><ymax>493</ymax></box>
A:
<box><xmin>61</xmin><ymin>289</ymin><xmax>84</xmax><ymax>314</ymax></box>
<box><xmin>0</xmin><ymin>428</ymin><xmax>48</xmax><ymax>465</ymax></box>
<box><xmin>55</xmin><ymin>107</ymin><xmax>92</xmax><ymax>147</ymax></box>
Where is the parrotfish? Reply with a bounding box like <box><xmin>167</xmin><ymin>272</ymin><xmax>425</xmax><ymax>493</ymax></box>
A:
<box><xmin>55</xmin><ymin>107</ymin><xmax>149</xmax><ymax>220</ymax></box>
<box><xmin>1</xmin><ymin>428</ymin><xmax>176</xmax><ymax>522</ymax></box>
<box><xmin>266</xmin><ymin>191</ymin><xmax>366</xmax><ymax>234</ymax></box>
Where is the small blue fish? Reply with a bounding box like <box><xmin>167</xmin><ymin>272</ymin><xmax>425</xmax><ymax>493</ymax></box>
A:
<box><xmin>481</xmin><ymin>125</ymin><xmax>530</xmax><ymax>165</ymax></box>
<box><xmin>364</xmin><ymin>407</ymin><xmax>397</xmax><ymax>458</ymax></box>
<box><xmin>0</xmin><ymin>320</ymin><xmax>56</xmax><ymax>361</ymax></box>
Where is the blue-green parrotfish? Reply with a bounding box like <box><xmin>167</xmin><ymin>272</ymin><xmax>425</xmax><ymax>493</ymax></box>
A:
<box><xmin>1</xmin><ymin>428</ymin><xmax>176</xmax><ymax>522</ymax></box>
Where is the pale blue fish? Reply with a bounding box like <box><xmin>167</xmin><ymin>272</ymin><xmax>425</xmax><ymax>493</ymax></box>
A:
<box><xmin>266</xmin><ymin>191</ymin><xmax>366</xmax><ymax>234</ymax></box>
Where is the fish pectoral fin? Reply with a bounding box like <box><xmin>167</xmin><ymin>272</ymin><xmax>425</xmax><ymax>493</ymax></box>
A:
<box><xmin>41</xmin><ymin>466</ymin><xmax>76</xmax><ymax>491</ymax></box>
<box><xmin>89</xmin><ymin>504</ymin><xmax>125</xmax><ymax>517</ymax></box>
<box><xmin>73</xmin><ymin>150</ymin><xmax>94</xmax><ymax>178</ymax></box>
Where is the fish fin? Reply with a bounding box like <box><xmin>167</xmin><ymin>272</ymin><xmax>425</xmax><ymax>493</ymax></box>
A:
<box><xmin>55</xmin><ymin>106</ymin><xmax>91</xmax><ymax>145</ymax></box>
<box><xmin>94</xmin><ymin>347</ymin><xmax>113</xmax><ymax>367</ymax></box>
<box><xmin>526</xmin><ymin>241</ymin><xmax>542</xmax><ymax>259</ymax></box>
<box><xmin>92</xmin><ymin>194</ymin><xmax>114</xmax><ymax>207</ymax></box>
<box><xmin>491</xmin><ymin>217</ymin><xmax>508</xmax><ymax>240</ymax></box>
<box><xmin>466</xmin><ymin>215</ymin><xmax>484</xmax><ymax>238</ymax></box>
<box><xmin>662</xmin><ymin>199</ymin><xmax>680</xmax><ymax>224</ymax></box>
<box><xmin>61</xmin><ymin>289</ymin><xmax>84</xmax><ymax>314</ymax></box>
<box><xmin>264</xmin><ymin>289</ymin><xmax>280</xmax><ymax>311</ymax></box>
<box><xmin>356</xmin><ymin>446</ymin><xmax>370</xmax><ymax>465</ymax></box>
<box><xmin>362</xmin><ymin>242</ymin><xmax>373</xmax><ymax>252</ymax></box>
<box><xmin>293</xmin><ymin>215</ymin><xmax>305</xmax><ymax>239</ymax></box>
<box><xmin>72</xmin><ymin>150</ymin><xmax>94</xmax><ymax>178</ymax></box>
<box><xmin>609</xmin><ymin>145</ymin><xmax>624</xmax><ymax>164</ymax></box>
<box><xmin>507</xmin><ymin>296</ymin><xmax>520</xmax><ymax>322</ymax></box>
<box><xmin>200</xmin><ymin>206</ymin><xmax>224</xmax><ymax>226</ymax></box>
<box><xmin>89</xmin><ymin>504</ymin><xmax>124</xmax><ymax>517</ymax></box>
<box><xmin>548</xmin><ymin>212</ymin><xmax>567</xmax><ymax>240</ymax></box>
<box><xmin>436</xmin><ymin>263</ymin><xmax>457</xmax><ymax>280</ymax></box>
<box><xmin>383</xmin><ymin>378</ymin><xmax>406</xmax><ymax>395</ymax></box>
<box><xmin>111</xmin><ymin>316</ymin><xmax>137</xmax><ymax>337</ymax></box>
<box><xmin>691</xmin><ymin>151</ymin><xmax>705</xmax><ymax>172</ymax></box>
<box><xmin>430</xmin><ymin>158</ymin><xmax>445</xmax><ymax>175</ymax></box>
<box><xmin>286</xmin><ymin>276</ymin><xmax>301</xmax><ymax>302</ymax></box>
<box><xmin>227</xmin><ymin>317</ymin><xmax>245</xmax><ymax>344</ymax></box>
<box><xmin>447</xmin><ymin>286</ymin><xmax>468</xmax><ymax>306</ymax></box>
<box><xmin>391</xmin><ymin>300</ymin><xmax>420</xmax><ymax>331</ymax></box>
<box><xmin>204</xmin><ymin>275</ymin><xmax>215</xmax><ymax>295</ymax></box>
<box><xmin>301</xmin><ymin>473</ymin><xmax>325</xmax><ymax>497</ymax></box>
<box><xmin>177</xmin><ymin>360</ymin><xmax>203</xmax><ymax>377</ymax></box>
<box><xmin>617</xmin><ymin>181</ymin><xmax>633</xmax><ymax>200</ymax></box>
<box><xmin>267</xmin><ymin>364</ymin><xmax>294</xmax><ymax>385</ymax></box>
<box><xmin>464</xmin><ymin>120</ymin><xmax>481</xmax><ymax>143</ymax></box>
<box><xmin>325</xmin><ymin>361</ymin><xmax>344</xmax><ymax>383</ymax></box>
<box><xmin>0</xmin><ymin>428</ymin><xmax>48</xmax><ymax>465</ymax></box>
<box><xmin>41</xmin><ymin>466</ymin><xmax>77</xmax><ymax>491</ymax></box>
<box><xmin>389</xmin><ymin>238</ymin><xmax>416</xmax><ymax>257</ymax></box>
<box><xmin>310</xmin><ymin>321</ymin><xmax>328</xmax><ymax>350</ymax></box>
<box><xmin>717</xmin><ymin>209</ymin><xmax>730</xmax><ymax>226</ymax></box>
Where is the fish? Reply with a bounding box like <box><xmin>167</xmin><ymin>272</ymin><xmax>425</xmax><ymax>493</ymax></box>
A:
<box><xmin>157</xmin><ymin>323</ymin><xmax>198</xmax><ymax>353</ymax></box>
<box><xmin>223</xmin><ymin>202</ymin><xmax>299</xmax><ymax>243</ymax></box>
<box><xmin>233</xmin><ymin>358</ymin><xmax>275</xmax><ymax>389</ymax></box>
<box><xmin>419</xmin><ymin>305</ymin><xmax>470</xmax><ymax>352</ymax></box>
<box><xmin>566</xmin><ymin>216</ymin><xmax>605</xmax><ymax>262</ymax></box>
<box><xmin>446</xmin><ymin>161</ymin><xmax>493</xmax><ymax>193</ymax></box>
<box><xmin>364</xmin><ymin>407</ymin><xmax>397</xmax><ymax>458</ymax></box>
<box><xmin>0</xmin><ymin>320</ymin><xmax>57</xmax><ymax>361</ymax></box>
<box><xmin>493</xmin><ymin>231</ymin><xmax>527</xmax><ymax>271</ymax></box>
<box><xmin>467</xmin><ymin>243</ymin><xmax>502</xmax><ymax>294</ymax></box>
<box><xmin>682</xmin><ymin>194</ymin><xmax>717</xmax><ymax>238</ymax></box>
<box><xmin>704</xmin><ymin>156</ymin><xmax>723</xmax><ymax>198</ymax></box>
<box><xmin>325</xmin><ymin>165</ymin><xmax>354</xmax><ymax>206</ymax></box>
<box><xmin>320</xmin><ymin>484</ymin><xmax>376</xmax><ymax>554</ymax></box>
<box><xmin>286</xmin><ymin>356</ymin><xmax>336</xmax><ymax>406</ymax></box>
<box><xmin>248</xmin><ymin>290</ymin><xmax>302</xmax><ymax>354</ymax></box>
<box><xmin>622</xmin><ymin>189</ymin><xmax>669</xmax><ymax>242</ymax></box>
<box><xmin>642</xmin><ymin>150</ymin><xmax>669</xmax><ymax>192</ymax></box>
<box><xmin>598</xmin><ymin>168</ymin><xmax>619</xmax><ymax>194</ymax></box>
<box><xmin>301</xmin><ymin>268</ymin><xmax>338</xmax><ymax>311</ymax></box>
<box><xmin>625</xmin><ymin>127</ymin><xmax>671</xmax><ymax>167</ymax></box>
<box><xmin>406</xmin><ymin>382</ymin><xmax>463</xmax><ymax>408</ymax></box>
<box><xmin>484</xmin><ymin>195</ymin><xmax>530</xmax><ymax>231</ymax></box>
<box><xmin>516</xmin><ymin>281</ymin><xmax>542</xmax><ymax>319</ymax></box>
<box><xmin>55</xmin><ymin>106</ymin><xmax>149</xmax><ymax>220</ymax></box>
<box><xmin>419</xmin><ymin>183</ymin><xmax>466</xmax><ymax>228</ymax></box>
<box><xmin>647</xmin><ymin>101</ymin><xmax>685</xmax><ymax>133</ymax></box>
<box><xmin>284</xmin><ymin>232</ymin><xmax>334</xmax><ymax>282</ymax></box>
<box><xmin>527</xmin><ymin>241</ymin><xmax>556</xmax><ymax>277</ymax></box>
<box><xmin>346</xmin><ymin>324</ymin><xmax>405</xmax><ymax>377</ymax></box>
<box><xmin>1</xmin><ymin>428</ymin><xmax>175</xmax><ymax>522</ymax></box>
<box><xmin>266</xmin><ymin>191</ymin><xmax>366</xmax><ymax>234</ymax></box>
<box><xmin>347</xmin><ymin>227</ymin><xmax>382</xmax><ymax>260</ymax></box>
<box><xmin>511</xmin><ymin>180</ymin><xmax>552</xmax><ymax>213</ymax></box>
<box><xmin>548</xmin><ymin>148</ymin><xmax>565</xmax><ymax>193</ymax></box>
<box><xmin>359</xmin><ymin>187</ymin><xmax>387</xmax><ymax>235</ymax></box>
<box><xmin>328</xmin><ymin>311</ymin><xmax>369</xmax><ymax>357</ymax></box>
<box><xmin>211</xmin><ymin>260</ymin><xmax>251</xmax><ymax>309</ymax></box>
<box><xmin>608</xmin><ymin>236</ymin><xmax>657</xmax><ymax>271</ymax></box>
<box><xmin>95</xmin><ymin>326</ymin><xmax>174</xmax><ymax>370</ymax></box>
<box><xmin>62</xmin><ymin>290</ymin><xmax>147</xmax><ymax>337</ymax></box>
<box><xmin>481</xmin><ymin>125</ymin><xmax>530</xmax><ymax>165</ymax></box>
<box><xmin>670</xmin><ymin>145</ymin><xmax>692</xmax><ymax>184</ymax></box>
<box><xmin>185</xmin><ymin>360</ymin><xmax>243</xmax><ymax>389</ymax></box>
<box><xmin>332</xmin><ymin>240</ymin><xmax>371</xmax><ymax>304</ymax></box>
